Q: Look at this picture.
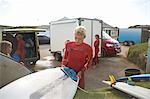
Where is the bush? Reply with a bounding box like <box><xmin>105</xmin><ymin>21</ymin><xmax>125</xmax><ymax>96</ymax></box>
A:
<box><xmin>127</xmin><ymin>43</ymin><xmax>148</xmax><ymax>70</ymax></box>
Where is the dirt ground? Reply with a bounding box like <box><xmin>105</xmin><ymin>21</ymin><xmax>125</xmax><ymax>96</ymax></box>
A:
<box><xmin>35</xmin><ymin>45</ymin><xmax>143</xmax><ymax>91</ymax></box>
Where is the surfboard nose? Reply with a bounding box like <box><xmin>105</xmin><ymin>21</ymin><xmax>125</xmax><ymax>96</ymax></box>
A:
<box><xmin>61</xmin><ymin>67</ymin><xmax>78</xmax><ymax>82</ymax></box>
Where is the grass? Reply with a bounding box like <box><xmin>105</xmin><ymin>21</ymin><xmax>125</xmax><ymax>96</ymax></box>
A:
<box><xmin>74</xmin><ymin>87</ymin><xmax>130</xmax><ymax>99</ymax></box>
<box><xmin>74</xmin><ymin>81</ymin><xmax>150</xmax><ymax>99</ymax></box>
<box><xmin>135</xmin><ymin>81</ymin><xmax>150</xmax><ymax>89</ymax></box>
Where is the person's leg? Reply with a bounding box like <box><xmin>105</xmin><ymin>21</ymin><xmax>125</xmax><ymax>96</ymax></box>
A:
<box><xmin>95</xmin><ymin>49</ymin><xmax>99</xmax><ymax>64</ymax></box>
<box><xmin>93</xmin><ymin>57</ymin><xmax>96</xmax><ymax>65</ymax></box>
<box><xmin>93</xmin><ymin>49</ymin><xmax>97</xmax><ymax>65</ymax></box>
<box><xmin>26</xmin><ymin>48</ymin><xmax>29</xmax><ymax>58</ymax></box>
<box><xmin>96</xmin><ymin>51</ymin><xmax>99</xmax><ymax>64</ymax></box>
<box><xmin>79</xmin><ymin>71</ymin><xmax>85</xmax><ymax>89</ymax></box>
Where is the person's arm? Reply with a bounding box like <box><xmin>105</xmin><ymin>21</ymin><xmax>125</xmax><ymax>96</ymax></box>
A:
<box><xmin>17</xmin><ymin>40</ymin><xmax>21</xmax><ymax>49</ymax></box>
<box><xmin>61</xmin><ymin>43</ymin><xmax>69</xmax><ymax>66</ymax></box>
<box><xmin>82</xmin><ymin>46</ymin><xmax>93</xmax><ymax>71</ymax></box>
<box><xmin>78</xmin><ymin>46</ymin><xmax>92</xmax><ymax>79</ymax></box>
<box><xmin>94</xmin><ymin>40</ymin><xmax>99</xmax><ymax>47</ymax></box>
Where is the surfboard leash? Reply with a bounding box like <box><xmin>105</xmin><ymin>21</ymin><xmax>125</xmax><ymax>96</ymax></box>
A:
<box><xmin>76</xmin><ymin>83</ymin><xmax>89</xmax><ymax>93</ymax></box>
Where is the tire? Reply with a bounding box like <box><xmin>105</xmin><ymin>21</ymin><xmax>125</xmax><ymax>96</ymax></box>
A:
<box><xmin>123</xmin><ymin>41</ymin><xmax>128</xmax><ymax>46</ymax></box>
<box><xmin>55</xmin><ymin>53</ymin><xmax>62</xmax><ymax>61</ymax></box>
<box><xmin>101</xmin><ymin>48</ymin><xmax>107</xmax><ymax>57</ymax></box>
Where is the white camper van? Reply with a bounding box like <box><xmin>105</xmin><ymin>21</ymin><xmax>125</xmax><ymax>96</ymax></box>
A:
<box><xmin>50</xmin><ymin>18</ymin><xmax>103</xmax><ymax>61</ymax></box>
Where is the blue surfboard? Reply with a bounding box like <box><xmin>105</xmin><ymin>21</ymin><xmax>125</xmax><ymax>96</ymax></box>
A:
<box><xmin>61</xmin><ymin>67</ymin><xmax>78</xmax><ymax>82</ymax></box>
<box><xmin>117</xmin><ymin>74</ymin><xmax>150</xmax><ymax>82</ymax></box>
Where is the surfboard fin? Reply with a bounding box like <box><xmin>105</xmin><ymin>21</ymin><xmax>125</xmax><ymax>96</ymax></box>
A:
<box><xmin>109</xmin><ymin>75</ymin><xmax>116</xmax><ymax>86</ymax></box>
<box><xmin>127</xmin><ymin>77</ymin><xmax>135</xmax><ymax>86</ymax></box>
<box><xmin>127</xmin><ymin>77</ymin><xmax>132</xmax><ymax>81</ymax></box>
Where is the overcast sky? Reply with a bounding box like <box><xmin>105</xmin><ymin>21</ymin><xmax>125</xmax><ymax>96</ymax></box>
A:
<box><xmin>0</xmin><ymin>0</ymin><xmax>149</xmax><ymax>28</ymax></box>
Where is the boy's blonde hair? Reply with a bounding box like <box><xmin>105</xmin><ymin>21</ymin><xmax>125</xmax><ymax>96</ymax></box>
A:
<box><xmin>0</xmin><ymin>41</ymin><xmax>12</xmax><ymax>54</ymax></box>
<box><xmin>74</xmin><ymin>26</ymin><xmax>86</xmax><ymax>38</ymax></box>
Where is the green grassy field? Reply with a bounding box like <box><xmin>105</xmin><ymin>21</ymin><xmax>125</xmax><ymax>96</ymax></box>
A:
<box><xmin>74</xmin><ymin>81</ymin><xmax>150</xmax><ymax>99</ymax></box>
<box><xmin>74</xmin><ymin>87</ymin><xmax>130</xmax><ymax>99</ymax></box>
<box><xmin>136</xmin><ymin>81</ymin><xmax>150</xmax><ymax>89</ymax></box>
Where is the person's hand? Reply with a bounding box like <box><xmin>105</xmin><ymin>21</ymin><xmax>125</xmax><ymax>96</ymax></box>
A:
<box><xmin>81</xmin><ymin>64</ymin><xmax>88</xmax><ymax>71</ymax></box>
<box><xmin>77</xmin><ymin>71</ymin><xmax>82</xmax><ymax>79</ymax></box>
<box><xmin>84</xmin><ymin>64</ymin><xmax>88</xmax><ymax>70</ymax></box>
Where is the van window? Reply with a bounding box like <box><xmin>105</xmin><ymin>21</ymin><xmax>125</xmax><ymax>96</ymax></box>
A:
<box><xmin>24</xmin><ymin>33</ymin><xmax>37</xmax><ymax>58</ymax></box>
<box><xmin>2</xmin><ymin>32</ymin><xmax>37</xmax><ymax>58</ymax></box>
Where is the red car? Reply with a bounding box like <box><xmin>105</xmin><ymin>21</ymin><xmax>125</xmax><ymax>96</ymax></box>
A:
<box><xmin>101</xmin><ymin>32</ymin><xmax>121</xmax><ymax>57</ymax></box>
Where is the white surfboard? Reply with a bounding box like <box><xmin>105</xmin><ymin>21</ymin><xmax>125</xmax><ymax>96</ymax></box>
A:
<box><xmin>0</xmin><ymin>67</ymin><xmax>79</xmax><ymax>99</ymax></box>
<box><xmin>102</xmin><ymin>80</ymin><xmax>150</xmax><ymax>99</ymax></box>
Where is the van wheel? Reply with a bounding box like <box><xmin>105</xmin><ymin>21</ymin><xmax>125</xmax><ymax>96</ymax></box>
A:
<box><xmin>55</xmin><ymin>53</ymin><xmax>62</xmax><ymax>61</ymax></box>
<box><xmin>101</xmin><ymin>49</ymin><xmax>106</xmax><ymax>57</ymax></box>
<box><xmin>129</xmin><ymin>41</ymin><xmax>134</xmax><ymax>46</ymax></box>
<box><xmin>123</xmin><ymin>41</ymin><xmax>128</xmax><ymax>46</ymax></box>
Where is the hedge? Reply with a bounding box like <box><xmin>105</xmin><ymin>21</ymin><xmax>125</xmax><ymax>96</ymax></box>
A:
<box><xmin>127</xmin><ymin>43</ymin><xmax>148</xmax><ymax>70</ymax></box>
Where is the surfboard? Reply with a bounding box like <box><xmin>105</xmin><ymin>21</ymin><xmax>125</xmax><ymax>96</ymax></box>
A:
<box><xmin>102</xmin><ymin>80</ymin><xmax>150</xmax><ymax>99</ymax></box>
<box><xmin>0</xmin><ymin>52</ymin><xmax>31</xmax><ymax>88</ymax></box>
<box><xmin>117</xmin><ymin>74</ymin><xmax>150</xmax><ymax>82</ymax></box>
<box><xmin>0</xmin><ymin>67</ymin><xmax>79</xmax><ymax>99</ymax></box>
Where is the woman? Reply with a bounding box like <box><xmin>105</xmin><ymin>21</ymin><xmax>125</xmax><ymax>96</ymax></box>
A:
<box><xmin>15</xmin><ymin>34</ymin><xmax>26</xmax><ymax>62</ymax></box>
<box><xmin>61</xmin><ymin>26</ymin><xmax>93</xmax><ymax>89</ymax></box>
<box><xmin>93</xmin><ymin>34</ymin><xmax>100</xmax><ymax>65</ymax></box>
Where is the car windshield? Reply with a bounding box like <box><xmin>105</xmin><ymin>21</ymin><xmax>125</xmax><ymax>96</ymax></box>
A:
<box><xmin>102</xmin><ymin>31</ymin><xmax>112</xmax><ymax>40</ymax></box>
